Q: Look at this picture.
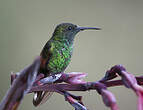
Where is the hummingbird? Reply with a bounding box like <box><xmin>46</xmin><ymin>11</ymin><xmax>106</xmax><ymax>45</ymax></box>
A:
<box><xmin>33</xmin><ymin>23</ymin><xmax>101</xmax><ymax>106</ymax></box>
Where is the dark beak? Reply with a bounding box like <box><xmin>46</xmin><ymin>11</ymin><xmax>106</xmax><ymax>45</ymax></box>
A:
<box><xmin>77</xmin><ymin>27</ymin><xmax>101</xmax><ymax>31</ymax></box>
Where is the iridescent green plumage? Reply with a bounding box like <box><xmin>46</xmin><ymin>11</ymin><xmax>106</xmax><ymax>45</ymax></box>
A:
<box><xmin>33</xmin><ymin>23</ymin><xmax>101</xmax><ymax>106</ymax></box>
<box><xmin>40</xmin><ymin>39</ymin><xmax>73</xmax><ymax>75</ymax></box>
<box><xmin>40</xmin><ymin>23</ymin><xmax>77</xmax><ymax>76</ymax></box>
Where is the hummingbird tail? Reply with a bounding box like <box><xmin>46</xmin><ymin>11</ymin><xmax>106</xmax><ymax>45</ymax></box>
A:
<box><xmin>33</xmin><ymin>91</ymin><xmax>53</xmax><ymax>106</ymax></box>
<box><xmin>33</xmin><ymin>73</ymin><xmax>62</xmax><ymax>106</ymax></box>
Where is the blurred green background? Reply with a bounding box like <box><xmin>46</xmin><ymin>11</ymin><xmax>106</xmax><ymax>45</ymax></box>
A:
<box><xmin>0</xmin><ymin>0</ymin><xmax>143</xmax><ymax>110</ymax></box>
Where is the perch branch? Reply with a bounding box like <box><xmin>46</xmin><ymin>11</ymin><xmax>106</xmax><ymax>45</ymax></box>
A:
<box><xmin>0</xmin><ymin>57</ymin><xmax>41</xmax><ymax>110</ymax></box>
<box><xmin>1</xmin><ymin>56</ymin><xmax>143</xmax><ymax>110</ymax></box>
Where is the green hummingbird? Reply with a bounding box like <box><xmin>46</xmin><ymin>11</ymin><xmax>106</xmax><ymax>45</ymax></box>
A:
<box><xmin>33</xmin><ymin>23</ymin><xmax>101</xmax><ymax>106</ymax></box>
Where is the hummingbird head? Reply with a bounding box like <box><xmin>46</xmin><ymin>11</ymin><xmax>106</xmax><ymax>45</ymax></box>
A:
<box><xmin>52</xmin><ymin>23</ymin><xmax>101</xmax><ymax>44</ymax></box>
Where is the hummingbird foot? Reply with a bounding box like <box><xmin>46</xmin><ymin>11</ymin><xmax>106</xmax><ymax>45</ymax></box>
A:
<box><xmin>39</xmin><ymin>73</ymin><xmax>62</xmax><ymax>84</ymax></box>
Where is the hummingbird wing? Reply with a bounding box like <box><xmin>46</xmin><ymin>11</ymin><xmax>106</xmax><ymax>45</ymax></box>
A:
<box><xmin>33</xmin><ymin>41</ymin><xmax>54</xmax><ymax>106</ymax></box>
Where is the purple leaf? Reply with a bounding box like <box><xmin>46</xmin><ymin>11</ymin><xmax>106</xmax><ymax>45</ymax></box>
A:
<box><xmin>64</xmin><ymin>72</ymin><xmax>87</xmax><ymax>84</ymax></box>
<box><xmin>101</xmin><ymin>89</ymin><xmax>119</xmax><ymax>110</ymax></box>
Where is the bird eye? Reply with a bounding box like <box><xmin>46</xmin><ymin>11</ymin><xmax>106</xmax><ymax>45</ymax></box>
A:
<box><xmin>68</xmin><ymin>26</ymin><xmax>72</xmax><ymax>31</ymax></box>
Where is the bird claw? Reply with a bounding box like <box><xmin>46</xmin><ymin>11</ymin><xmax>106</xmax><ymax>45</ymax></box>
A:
<box><xmin>39</xmin><ymin>73</ymin><xmax>62</xmax><ymax>84</ymax></box>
